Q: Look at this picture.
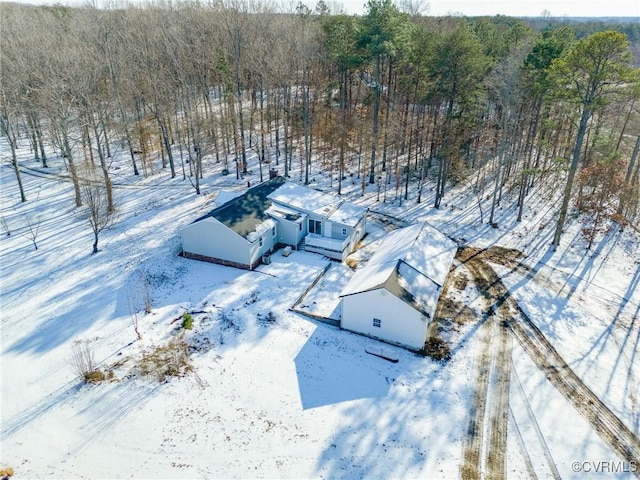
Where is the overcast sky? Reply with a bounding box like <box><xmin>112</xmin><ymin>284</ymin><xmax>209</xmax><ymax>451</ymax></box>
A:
<box><xmin>8</xmin><ymin>0</ymin><xmax>640</xmax><ymax>17</ymax></box>
<box><xmin>341</xmin><ymin>0</ymin><xmax>640</xmax><ymax>17</ymax></box>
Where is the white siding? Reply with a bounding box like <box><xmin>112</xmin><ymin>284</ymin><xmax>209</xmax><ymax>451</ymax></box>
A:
<box><xmin>181</xmin><ymin>217</ymin><xmax>250</xmax><ymax>266</ymax></box>
<box><xmin>276</xmin><ymin>218</ymin><xmax>305</xmax><ymax>246</ymax></box>
<box><xmin>331</xmin><ymin>222</ymin><xmax>350</xmax><ymax>240</ymax></box>
<box><xmin>341</xmin><ymin>289</ymin><xmax>428</xmax><ymax>350</ymax></box>
<box><xmin>248</xmin><ymin>229</ymin><xmax>276</xmax><ymax>265</ymax></box>
<box><xmin>323</xmin><ymin>221</ymin><xmax>332</xmax><ymax>238</ymax></box>
<box><xmin>352</xmin><ymin>216</ymin><xmax>366</xmax><ymax>246</ymax></box>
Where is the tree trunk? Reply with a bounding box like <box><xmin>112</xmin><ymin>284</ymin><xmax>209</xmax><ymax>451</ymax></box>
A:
<box><xmin>100</xmin><ymin>110</ymin><xmax>112</xmax><ymax>158</ymax></box>
<box><xmin>368</xmin><ymin>55</ymin><xmax>382</xmax><ymax>184</ymax></box>
<box><xmin>91</xmin><ymin>112</ymin><xmax>115</xmax><ymax>212</ymax></box>
<box><xmin>158</xmin><ymin>117</ymin><xmax>176</xmax><ymax>178</ymax></box>
<box><xmin>303</xmin><ymin>67</ymin><xmax>311</xmax><ymax>185</ymax></box>
<box><xmin>617</xmin><ymin>135</ymin><xmax>640</xmax><ymax>217</ymax></box>
<box><xmin>259</xmin><ymin>77</ymin><xmax>266</xmax><ymax>183</ymax></box>
<box><xmin>34</xmin><ymin>114</ymin><xmax>48</xmax><ymax>167</ymax></box>
<box><xmin>552</xmin><ymin>108</ymin><xmax>592</xmax><ymax>250</ymax></box>
<box><xmin>338</xmin><ymin>69</ymin><xmax>347</xmax><ymax>195</ymax></box>
<box><xmin>489</xmin><ymin>151</ymin><xmax>505</xmax><ymax>226</ymax></box>
<box><xmin>92</xmin><ymin>230</ymin><xmax>99</xmax><ymax>254</ymax></box>
<box><xmin>25</xmin><ymin>112</ymin><xmax>40</xmax><ymax>162</ymax></box>
<box><xmin>63</xmin><ymin>129</ymin><xmax>83</xmax><ymax>207</ymax></box>
<box><xmin>274</xmin><ymin>91</ymin><xmax>281</xmax><ymax>166</ymax></box>
<box><xmin>381</xmin><ymin>60</ymin><xmax>393</xmax><ymax>173</ymax></box>
<box><xmin>283</xmin><ymin>85</ymin><xmax>291</xmax><ymax>177</ymax></box>
<box><xmin>10</xmin><ymin>136</ymin><xmax>27</xmax><ymax>203</ymax></box>
<box><xmin>236</xmin><ymin>70</ymin><xmax>248</xmax><ymax>174</ymax></box>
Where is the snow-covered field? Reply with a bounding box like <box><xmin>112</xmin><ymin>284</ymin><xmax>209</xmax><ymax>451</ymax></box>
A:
<box><xmin>1</xmin><ymin>143</ymin><xmax>639</xmax><ymax>479</ymax></box>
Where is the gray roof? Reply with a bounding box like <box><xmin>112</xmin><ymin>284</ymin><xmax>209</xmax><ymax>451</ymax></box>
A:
<box><xmin>193</xmin><ymin>178</ymin><xmax>284</xmax><ymax>239</ymax></box>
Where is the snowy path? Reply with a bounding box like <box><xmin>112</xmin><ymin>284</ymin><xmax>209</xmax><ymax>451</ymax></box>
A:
<box><xmin>459</xmin><ymin>251</ymin><xmax>513</xmax><ymax>480</ymax></box>
<box><xmin>456</xmin><ymin>246</ymin><xmax>640</xmax><ymax>478</ymax></box>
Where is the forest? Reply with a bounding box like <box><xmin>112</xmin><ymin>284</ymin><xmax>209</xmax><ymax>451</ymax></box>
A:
<box><xmin>1</xmin><ymin>0</ymin><xmax>639</xmax><ymax>250</ymax></box>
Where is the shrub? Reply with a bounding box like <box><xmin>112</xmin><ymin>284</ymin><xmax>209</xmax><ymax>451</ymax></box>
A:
<box><xmin>84</xmin><ymin>370</ymin><xmax>105</xmax><ymax>383</ymax></box>
<box><xmin>345</xmin><ymin>258</ymin><xmax>358</xmax><ymax>270</ymax></box>
<box><xmin>181</xmin><ymin>312</ymin><xmax>193</xmax><ymax>330</ymax></box>
<box><xmin>70</xmin><ymin>340</ymin><xmax>97</xmax><ymax>381</ymax></box>
<box><xmin>138</xmin><ymin>337</ymin><xmax>193</xmax><ymax>382</ymax></box>
<box><xmin>70</xmin><ymin>340</ymin><xmax>115</xmax><ymax>384</ymax></box>
<box><xmin>0</xmin><ymin>466</ymin><xmax>15</xmax><ymax>479</ymax></box>
<box><xmin>423</xmin><ymin>336</ymin><xmax>451</xmax><ymax>362</ymax></box>
<box><xmin>83</xmin><ymin>369</ymin><xmax>114</xmax><ymax>384</ymax></box>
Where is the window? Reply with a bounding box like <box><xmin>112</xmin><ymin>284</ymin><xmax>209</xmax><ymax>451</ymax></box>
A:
<box><xmin>299</xmin><ymin>222</ymin><xmax>302</xmax><ymax>231</ymax></box>
<box><xmin>259</xmin><ymin>237</ymin><xmax>263</xmax><ymax>247</ymax></box>
<box><xmin>272</xmin><ymin>227</ymin><xmax>276</xmax><ymax>236</ymax></box>
<box><xmin>341</xmin><ymin>227</ymin><xmax>348</xmax><ymax>236</ymax></box>
<box><xmin>309</xmin><ymin>219</ymin><xmax>322</xmax><ymax>235</ymax></box>
<box><xmin>373</xmin><ymin>318</ymin><xmax>381</xmax><ymax>328</ymax></box>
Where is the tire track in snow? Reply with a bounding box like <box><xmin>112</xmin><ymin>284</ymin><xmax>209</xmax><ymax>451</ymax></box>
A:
<box><xmin>510</xmin><ymin>363</ymin><xmax>561</xmax><ymax>479</ymax></box>
<box><xmin>485</xmin><ymin>317</ymin><xmax>512</xmax><ymax>480</ymax></box>
<box><xmin>508</xmin><ymin>315</ymin><xmax>640</xmax><ymax>476</ymax></box>
<box><xmin>508</xmin><ymin>406</ymin><xmax>539</xmax><ymax>480</ymax></box>
<box><xmin>459</xmin><ymin>252</ymin><xmax>512</xmax><ymax>480</ymax></box>
<box><xmin>460</xmin><ymin>316</ymin><xmax>494</xmax><ymax>480</ymax></box>
<box><xmin>457</xmin><ymin>246</ymin><xmax>640</xmax><ymax>478</ymax></box>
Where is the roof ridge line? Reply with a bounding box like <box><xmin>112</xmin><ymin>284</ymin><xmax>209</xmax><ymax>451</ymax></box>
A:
<box><xmin>398</xmin><ymin>258</ymin><xmax>442</xmax><ymax>288</ymax></box>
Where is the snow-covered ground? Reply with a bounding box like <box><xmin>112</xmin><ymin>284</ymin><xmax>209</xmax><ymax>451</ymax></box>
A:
<box><xmin>1</xmin><ymin>143</ymin><xmax>638</xmax><ymax>479</ymax></box>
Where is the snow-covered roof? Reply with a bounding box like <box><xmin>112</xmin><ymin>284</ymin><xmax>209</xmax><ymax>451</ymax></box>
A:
<box><xmin>266</xmin><ymin>204</ymin><xmax>305</xmax><ymax>222</ymax></box>
<box><xmin>340</xmin><ymin>222</ymin><xmax>457</xmax><ymax>319</ymax></box>
<box><xmin>214</xmin><ymin>190</ymin><xmax>243</xmax><ymax>206</ymax></box>
<box><xmin>246</xmin><ymin>218</ymin><xmax>277</xmax><ymax>243</ymax></box>
<box><xmin>328</xmin><ymin>202</ymin><xmax>367</xmax><ymax>227</ymax></box>
<box><xmin>370</xmin><ymin>222</ymin><xmax>456</xmax><ymax>287</ymax></box>
<box><xmin>268</xmin><ymin>182</ymin><xmax>342</xmax><ymax>218</ymax></box>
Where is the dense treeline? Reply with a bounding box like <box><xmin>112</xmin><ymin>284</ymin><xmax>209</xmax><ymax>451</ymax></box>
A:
<box><xmin>1</xmin><ymin>0</ymin><xmax>639</xmax><ymax>248</ymax></box>
<box><xmin>524</xmin><ymin>17</ymin><xmax>640</xmax><ymax>60</ymax></box>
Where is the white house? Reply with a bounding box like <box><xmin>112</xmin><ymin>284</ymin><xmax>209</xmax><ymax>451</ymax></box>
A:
<box><xmin>181</xmin><ymin>179</ymin><xmax>367</xmax><ymax>269</ymax></box>
<box><xmin>339</xmin><ymin>222</ymin><xmax>457</xmax><ymax>351</ymax></box>
<box><xmin>181</xmin><ymin>179</ymin><xmax>283</xmax><ymax>269</ymax></box>
<box><xmin>267</xmin><ymin>182</ymin><xmax>367</xmax><ymax>261</ymax></box>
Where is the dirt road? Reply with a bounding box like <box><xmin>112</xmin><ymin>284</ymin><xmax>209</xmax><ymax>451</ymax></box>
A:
<box><xmin>459</xmin><ymin>249</ymin><xmax>516</xmax><ymax>480</ymax></box>
<box><xmin>455</xmin><ymin>246</ymin><xmax>640</xmax><ymax>479</ymax></box>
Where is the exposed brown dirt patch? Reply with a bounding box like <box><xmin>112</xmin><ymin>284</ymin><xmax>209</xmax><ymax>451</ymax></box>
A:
<box><xmin>434</xmin><ymin>296</ymin><xmax>476</xmax><ymax>326</ymax></box>
<box><xmin>452</xmin><ymin>271</ymin><xmax>469</xmax><ymax>291</ymax></box>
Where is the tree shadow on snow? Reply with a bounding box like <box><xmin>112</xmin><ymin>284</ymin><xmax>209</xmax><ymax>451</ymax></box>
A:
<box><xmin>312</xmin><ymin>350</ymin><xmax>470</xmax><ymax>479</ymax></box>
<box><xmin>66</xmin><ymin>380</ymin><xmax>163</xmax><ymax>456</ymax></box>
<box><xmin>0</xmin><ymin>380</ymin><xmax>84</xmax><ymax>438</ymax></box>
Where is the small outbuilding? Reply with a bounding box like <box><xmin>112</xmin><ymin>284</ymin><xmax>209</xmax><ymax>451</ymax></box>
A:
<box><xmin>339</xmin><ymin>222</ymin><xmax>457</xmax><ymax>351</ymax></box>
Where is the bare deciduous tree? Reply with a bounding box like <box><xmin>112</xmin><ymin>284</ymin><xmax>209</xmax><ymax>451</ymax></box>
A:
<box><xmin>127</xmin><ymin>289</ymin><xmax>143</xmax><ymax>340</ymax></box>
<box><xmin>79</xmin><ymin>166</ymin><xmax>116</xmax><ymax>254</ymax></box>
<box><xmin>21</xmin><ymin>213</ymin><xmax>41</xmax><ymax>251</ymax></box>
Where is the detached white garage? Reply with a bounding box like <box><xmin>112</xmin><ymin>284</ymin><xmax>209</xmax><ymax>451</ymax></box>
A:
<box><xmin>339</xmin><ymin>222</ymin><xmax>457</xmax><ymax>351</ymax></box>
